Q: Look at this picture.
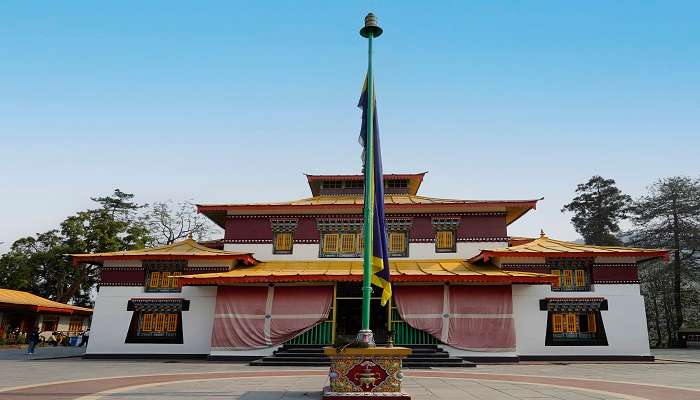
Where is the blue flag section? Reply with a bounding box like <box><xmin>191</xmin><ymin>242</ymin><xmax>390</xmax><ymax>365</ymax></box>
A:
<box><xmin>358</xmin><ymin>77</ymin><xmax>392</xmax><ymax>306</ymax></box>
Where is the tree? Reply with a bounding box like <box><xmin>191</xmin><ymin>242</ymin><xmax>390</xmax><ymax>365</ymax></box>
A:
<box><xmin>0</xmin><ymin>189</ymin><xmax>153</xmax><ymax>306</ymax></box>
<box><xmin>562</xmin><ymin>176</ymin><xmax>632</xmax><ymax>245</ymax></box>
<box><xmin>629</xmin><ymin>176</ymin><xmax>700</xmax><ymax>344</ymax></box>
<box><xmin>145</xmin><ymin>201</ymin><xmax>218</xmax><ymax>245</ymax></box>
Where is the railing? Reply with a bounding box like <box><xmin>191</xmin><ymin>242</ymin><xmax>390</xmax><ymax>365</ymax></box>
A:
<box><xmin>285</xmin><ymin>320</ymin><xmax>334</xmax><ymax>345</ymax></box>
<box><xmin>390</xmin><ymin>308</ymin><xmax>438</xmax><ymax>345</ymax></box>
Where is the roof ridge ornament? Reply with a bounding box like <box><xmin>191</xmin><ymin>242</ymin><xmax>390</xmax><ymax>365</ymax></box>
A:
<box><xmin>540</xmin><ymin>229</ymin><xmax>546</xmax><ymax>238</ymax></box>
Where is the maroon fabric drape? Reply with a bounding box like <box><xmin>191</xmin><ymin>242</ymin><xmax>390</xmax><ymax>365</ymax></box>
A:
<box><xmin>394</xmin><ymin>285</ymin><xmax>515</xmax><ymax>351</ymax></box>
<box><xmin>211</xmin><ymin>285</ymin><xmax>333</xmax><ymax>350</ymax></box>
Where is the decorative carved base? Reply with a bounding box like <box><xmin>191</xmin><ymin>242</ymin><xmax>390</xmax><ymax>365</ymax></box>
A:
<box><xmin>322</xmin><ymin>387</ymin><xmax>411</xmax><ymax>400</ymax></box>
<box><xmin>323</xmin><ymin>347</ymin><xmax>412</xmax><ymax>397</ymax></box>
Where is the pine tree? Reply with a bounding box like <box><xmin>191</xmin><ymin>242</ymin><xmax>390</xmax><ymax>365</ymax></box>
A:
<box><xmin>562</xmin><ymin>176</ymin><xmax>632</xmax><ymax>245</ymax></box>
<box><xmin>629</xmin><ymin>176</ymin><xmax>700</xmax><ymax>344</ymax></box>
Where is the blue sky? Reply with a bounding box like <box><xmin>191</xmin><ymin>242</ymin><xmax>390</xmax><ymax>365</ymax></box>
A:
<box><xmin>1</xmin><ymin>1</ymin><xmax>699</xmax><ymax>252</ymax></box>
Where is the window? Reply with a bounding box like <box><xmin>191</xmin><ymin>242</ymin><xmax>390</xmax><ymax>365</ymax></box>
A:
<box><xmin>575</xmin><ymin>269</ymin><xmax>585</xmax><ymax>287</ymax></box>
<box><xmin>138</xmin><ymin>312</ymin><xmax>178</xmax><ymax>337</ymax></box>
<box><xmin>386</xmin><ymin>179</ymin><xmax>408</xmax><ymax>188</ymax></box>
<box><xmin>144</xmin><ymin>260</ymin><xmax>185</xmax><ymax>293</ymax></box>
<box><xmin>321</xmin><ymin>232</ymin><xmax>361</xmax><ymax>257</ymax></box>
<box><xmin>546</xmin><ymin>311</ymin><xmax>607</xmax><ymax>346</ymax></box>
<box><xmin>340</xmin><ymin>233</ymin><xmax>356</xmax><ymax>254</ymax></box>
<box><xmin>435</xmin><ymin>230</ymin><xmax>455</xmax><ymax>253</ymax></box>
<box><xmin>552</xmin><ymin>314</ymin><xmax>563</xmax><ymax>333</ymax></box>
<box><xmin>125</xmin><ymin>298</ymin><xmax>187</xmax><ymax>344</ymax></box>
<box><xmin>548</xmin><ymin>259</ymin><xmax>591</xmax><ymax>291</ymax></box>
<box><xmin>562</xmin><ymin>270</ymin><xmax>573</xmax><ymax>287</ymax></box>
<box><xmin>41</xmin><ymin>316</ymin><xmax>58</xmax><ymax>332</ymax></box>
<box><xmin>320</xmin><ymin>232</ymin><xmax>406</xmax><ymax>258</ymax></box>
<box><xmin>322</xmin><ymin>233</ymin><xmax>340</xmax><ymax>253</ymax></box>
<box><xmin>273</xmin><ymin>232</ymin><xmax>293</xmax><ymax>254</ymax></box>
<box><xmin>388</xmin><ymin>232</ymin><xmax>408</xmax><ymax>257</ymax></box>
<box><xmin>68</xmin><ymin>317</ymin><xmax>84</xmax><ymax>333</ymax></box>
<box><xmin>346</xmin><ymin>180</ymin><xmax>364</xmax><ymax>189</ymax></box>
<box><xmin>322</xmin><ymin>180</ymin><xmax>343</xmax><ymax>189</ymax></box>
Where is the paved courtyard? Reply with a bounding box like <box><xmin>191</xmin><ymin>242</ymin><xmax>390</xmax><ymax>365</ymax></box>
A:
<box><xmin>0</xmin><ymin>349</ymin><xmax>699</xmax><ymax>399</ymax></box>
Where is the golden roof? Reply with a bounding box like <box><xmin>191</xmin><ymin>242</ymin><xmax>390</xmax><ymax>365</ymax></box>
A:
<box><xmin>470</xmin><ymin>235</ymin><xmax>668</xmax><ymax>263</ymax></box>
<box><xmin>198</xmin><ymin>195</ymin><xmax>539</xmax><ymax>227</ymax></box>
<box><xmin>179</xmin><ymin>259</ymin><xmax>556</xmax><ymax>285</ymax></box>
<box><xmin>70</xmin><ymin>238</ymin><xmax>256</xmax><ymax>265</ymax></box>
<box><xmin>0</xmin><ymin>288</ymin><xmax>92</xmax><ymax>314</ymax></box>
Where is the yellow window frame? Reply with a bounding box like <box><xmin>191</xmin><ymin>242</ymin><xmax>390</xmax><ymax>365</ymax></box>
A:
<box><xmin>388</xmin><ymin>232</ymin><xmax>406</xmax><ymax>254</ymax></box>
<box><xmin>274</xmin><ymin>232</ymin><xmax>293</xmax><ymax>253</ymax></box>
<box><xmin>149</xmin><ymin>271</ymin><xmax>161</xmax><ymax>288</ymax></box>
<box><xmin>587</xmin><ymin>313</ymin><xmax>597</xmax><ymax>333</ymax></box>
<box><xmin>552</xmin><ymin>314</ymin><xmax>563</xmax><ymax>333</ymax></box>
<box><xmin>565</xmin><ymin>313</ymin><xmax>578</xmax><ymax>333</ymax></box>
<box><xmin>339</xmin><ymin>233</ymin><xmax>356</xmax><ymax>254</ymax></box>
<box><xmin>435</xmin><ymin>230</ymin><xmax>455</xmax><ymax>251</ymax></box>
<box><xmin>323</xmin><ymin>233</ymin><xmax>340</xmax><ymax>253</ymax></box>
<box><xmin>141</xmin><ymin>313</ymin><xmax>153</xmax><ymax>332</ymax></box>
<box><xmin>166</xmin><ymin>314</ymin><xmax>178</xmax><ymax>332</ymax></box>
<box><xmin>575</xmin><ymin>269</ymin><xmax>585</xmax><ymax>287</ymax></box>
<box><xmin>562</xmin><ymin>270</ymin><xmax>573</xmax><ymax>288</ymax></box>
<box><xmin>160</xmin><ymin>271</ymin><xmax>170</xmax><ymax>288</ymax></box>
<box><xmin>154</xmin><ymin>313</ymin><xmax>166</xmax><ymax>332</ymax></box>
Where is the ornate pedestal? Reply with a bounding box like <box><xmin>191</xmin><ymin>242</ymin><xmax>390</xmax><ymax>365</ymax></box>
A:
<box><xmin>322</xmin><ymin>346</ymin><xmax>412</xmax><ymax>400</ymax></box>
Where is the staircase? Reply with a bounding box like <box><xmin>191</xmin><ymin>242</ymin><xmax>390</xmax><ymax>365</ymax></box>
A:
<box><xmin>249</xmin><ymin>344</ymin><xmax>475</xmax><ymax>368</ymax></box>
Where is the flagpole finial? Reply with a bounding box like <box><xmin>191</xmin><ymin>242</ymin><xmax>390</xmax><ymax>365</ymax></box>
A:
<box><xmin>360</xmin><ymin>13</ymin><xmax>383</xmax><ymax>38</ymax></box>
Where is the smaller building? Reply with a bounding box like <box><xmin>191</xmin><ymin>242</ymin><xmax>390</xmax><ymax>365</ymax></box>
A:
<box><xmin>678</xmin><ymin>327</ymin><xmax>700</xmax><ymax>348</ymax></box>
<box><xmin>0</xmin><ymin>288</ymin><xmax>92</xmax><ymax>339</ymax></box>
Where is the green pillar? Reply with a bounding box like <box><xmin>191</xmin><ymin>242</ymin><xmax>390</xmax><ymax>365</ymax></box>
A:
<box><xmin>358</xmin><ymin>12</ymin><xmax>383</xmax><ymax>345</ymax></box>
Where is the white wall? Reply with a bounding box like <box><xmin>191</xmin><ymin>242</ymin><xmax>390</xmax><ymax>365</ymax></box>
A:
<box><xmin>512</xmin><ymin>284</ymin><xmax>651</xmax><ymax>356</ymax></box>
<box><xmin>225</xmin><ymin>242</ymin><xmax>507</xmax><ymax>261</ymax></box>
<box><xmin>87</xmin><ymin>286</ymin><xmax>217</xmax><ymax>355</ymax></box>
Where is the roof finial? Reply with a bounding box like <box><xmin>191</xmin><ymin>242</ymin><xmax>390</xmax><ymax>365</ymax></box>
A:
<box><xmin>540</xmin><ymin>229</ymin><xmax>546</xmax><ymax>238</ymax></box>
<box><xmin>187</xmin><ymin>232</ymin><xmax>193</xmax><ymax>240</ymax></box>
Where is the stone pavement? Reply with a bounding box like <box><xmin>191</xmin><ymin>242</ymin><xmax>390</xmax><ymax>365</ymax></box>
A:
<box><xmin>1</xmin><ymin>358</ymin><xmax>700</xmax><ymax>400</ymax></box>
<box><xmin>652</xmin><ymin>348</ymin><xmax>700</xmax><ymax>363</ymax></box>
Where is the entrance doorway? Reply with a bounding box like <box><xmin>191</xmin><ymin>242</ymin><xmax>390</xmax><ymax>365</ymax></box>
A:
<box><xmin>334</xmin><ymin>283</ymin><xmax>389</xmax><ymax>344</ymax></box>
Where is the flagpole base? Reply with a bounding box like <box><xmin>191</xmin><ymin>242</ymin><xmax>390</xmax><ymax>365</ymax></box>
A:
<box><xmin>356</xmin><ymin>329</ymin><xmax>375</xmax><ymax>346</ymax></box>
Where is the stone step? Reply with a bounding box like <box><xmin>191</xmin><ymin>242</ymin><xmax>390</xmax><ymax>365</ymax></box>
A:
<box><xmin>273</xmin><ymin>352</ymin><xmax>451</xmax><ymax>359</ymax></box>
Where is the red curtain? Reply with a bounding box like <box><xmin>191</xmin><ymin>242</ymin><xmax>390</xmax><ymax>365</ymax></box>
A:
<box><xmin>394</xmin><ymin>285</ymin><xmax>515</xmax><ymax>351</ymax></box>
<box><xmin>211</xmin><ymin>285</ymin><xmax>333</xmax><ymax>350</ymax></box>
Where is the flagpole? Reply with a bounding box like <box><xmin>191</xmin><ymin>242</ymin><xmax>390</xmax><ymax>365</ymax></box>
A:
<box><xmin>358</xmin><ymin>13</ymin><xmax>383</xmax><ymax>345</ymax></box>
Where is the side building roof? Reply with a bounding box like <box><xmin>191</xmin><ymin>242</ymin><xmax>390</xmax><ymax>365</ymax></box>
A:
<box><xmin>69</xmin><ymin>238</ymin><xmax>257</xmax><ymax>266</ymax></box>
<box><xmin>470</xmin><ymin>235</ymin><xmax>669</xmax><ymax>263</ymax></box>
<box><xmin>0</xmin><ymin>288</ymin><xmax>92</xmax><ymax>315</ymax></box>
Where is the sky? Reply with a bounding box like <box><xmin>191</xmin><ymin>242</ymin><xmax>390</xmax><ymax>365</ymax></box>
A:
<box><xmin>1</xmin><ymin>1</ymin><xmax>699</xmax><ymax>253</ymax></box>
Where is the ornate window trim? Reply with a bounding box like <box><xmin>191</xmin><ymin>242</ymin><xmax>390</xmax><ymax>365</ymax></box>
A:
<box><xmin>547</xmin><ymin>258</ymin><xmax>592</xmax><ymax>292</ymax></box>
<box><xmin>540</xmin><ymin>297</ymin><xmax>609</xmax><ymax>346</ymax></box>
<box><xmin>317</xmin><ymin>218</ymin><xmax>363</xmax><ymax>233</ymax></box>
<box><xmin>143</xmin><ymin>260</ymin><xmax>186</xmax><ymax>293</ymax></box>
<box><xmin>125</xmin><ymin>298</ymin><xmax>188</xmax><ymax>344</ymax></box>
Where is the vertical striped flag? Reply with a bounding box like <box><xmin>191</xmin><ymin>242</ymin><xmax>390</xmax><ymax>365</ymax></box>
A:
<box><xmin>358</xmin><ymin>77</ymin><xmax>392</xmax><ymax>306</ymax></box>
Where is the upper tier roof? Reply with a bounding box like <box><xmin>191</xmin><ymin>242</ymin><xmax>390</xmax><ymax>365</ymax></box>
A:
<box><xmin>305</xmin><ymin>172</ymin><xmax>427</xmax><ymax>196</ymax></box>
<box><xmin>179</xmin><ymin>259</ymin><xmax>556</xmax><ymax>285</ymax></box>
<box><xmin>0</xmin><ymin>288</ymin><xmax>92</xmax><ymax>315</ymax></box>
<box><xmin>197</xmin><ymin>195</ymin><xmax>540</xmax><ymax>227</ymax></box>
<box><xmin>470</xmin><ymin>235</ymin><xmax>669</xmax><ymax>263</ymax></box>
<box><xmin>69</xmin><ymin>238</ymin><xmax>257</xmax><ymax>266</ymax></box>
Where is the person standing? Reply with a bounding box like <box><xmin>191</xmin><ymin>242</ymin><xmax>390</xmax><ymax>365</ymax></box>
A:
<box><xmin>26</xmin><ymin>327</ymin><xmax>40</xmax><ymax>355</ymax></box>
<box><xmin>81</xmin><ymin>329</ymin><xmax>90</xmax><ymax>347</ymax></box>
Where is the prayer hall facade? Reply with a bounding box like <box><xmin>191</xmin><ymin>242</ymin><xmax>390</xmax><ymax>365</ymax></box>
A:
<box><xmin>73</xmin><ymin>173</ymin><xmax>668</xmax><ymax>361</ymax></box>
